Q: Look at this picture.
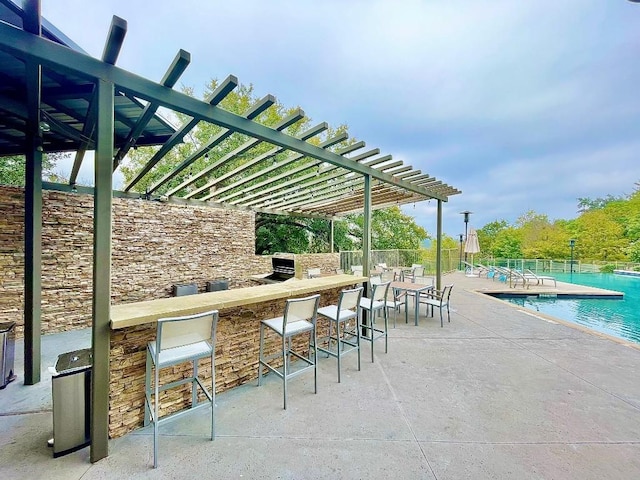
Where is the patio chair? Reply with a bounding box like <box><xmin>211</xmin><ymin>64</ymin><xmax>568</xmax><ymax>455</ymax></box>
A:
<box><xmin>145</xmin><ymin>309</ymin><xmax>219</xmax><ymax>468</ymax></box>
<box><xmin>419</xmin><ymin>284</ymin><xmax>454</xmax><ymax>327</ymax></box>
<box><xmin>524</xmin><ymin>269</ymin><xmax>557</xmax><ymax>287</ymax></box>
<box><xmin>351</xmin><ymin>265</ymin><xmax>363</xmax><ymax>276</ymax></box>
<box><xmin>258</xmin><ymin>294</ymin><xmax>320</xmax><ymax>410</ymax></box>
<box><xmin>377</xmin><ymin>262</ymin><xmax>391</xmax><ymax>272</ymax></box>
<box><xmin>358</xmin><ymin>281</ymin><xmax>391</xmax><ymax>362</ymax></box>
<box><xmin>404</xmin><ymin>265</ymin><xmax>425</xmax><ymax>283</ymax></box>
<box><xmin>385</xmin><ymin>282</ymin><xmax>407</xmax><ymax>328</ymax></box>
<box><xmin>316</xmin><ymin>286</ymin><xmax>363</xmax><ymax>382</ymax></box>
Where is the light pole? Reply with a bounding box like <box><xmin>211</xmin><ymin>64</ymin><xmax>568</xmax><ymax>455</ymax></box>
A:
<box><xmin>569</xmin><ymin>239</ymin><xmax>576</xmax><ymax>274</ymax></box>
<box><xmin>459</xmin><ymin>234</ymin><xmax>464</xmax><ymax>270</ymax></box>
<box><xmin>460</xmin><ymin>211</ymin><xmax>472</xmax><ymax>263</ymax></box>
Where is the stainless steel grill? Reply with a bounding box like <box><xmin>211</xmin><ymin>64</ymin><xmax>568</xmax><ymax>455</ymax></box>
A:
<box><xmin>252</xmin><ymin>256</ymin><xmax>296</xmax><ymax>284</ymax></box>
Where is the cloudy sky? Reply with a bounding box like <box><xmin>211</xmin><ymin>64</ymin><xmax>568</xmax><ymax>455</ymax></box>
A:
<box><xmin>40</xmin><ymin>0</ymin><xmax>640</xmax><ymax>238</ymax></box>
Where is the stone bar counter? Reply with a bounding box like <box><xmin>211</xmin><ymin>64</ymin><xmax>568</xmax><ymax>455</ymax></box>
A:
<box><xmin>109</xmin><ymin>274</ymin><xmax>366</xmax><ymax>438</ymax></box>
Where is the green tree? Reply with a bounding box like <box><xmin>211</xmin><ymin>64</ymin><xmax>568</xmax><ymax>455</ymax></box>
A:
<box><xmin>577</xmin><ymin>194</ymin><xmax>626</xmax><ymax>213</ymax></box>
<box><xmin>256</xmin><ymin>207</ymin><xmax>428</xmax><ymax>255</ymax></box>
<box><xmin>573</xmin><ymin>209</ymin><xmax>627</xmax><ymax>261</ymax></box>
<box><xmin>0</xmin><ymin>154</ymin><xmax>61</xmax><ymax>186</ymax></box>
<box><xmin>345</xmin><ymin>207</ymin><xmax>428</xmax><ymax>251</ymax></box>
<box><xmin>478</xmin><ymin>220</ymin><xmax>508</xmax><ymax>257</ymax></box>
<box><xmin>491</xmin><ymin>227</ymin><xmax>522</xmax><ymax>259</ymax></box>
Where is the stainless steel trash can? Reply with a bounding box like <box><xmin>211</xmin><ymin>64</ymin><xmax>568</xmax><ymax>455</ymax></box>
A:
<box><xmin>51</xmin><ymin>348</ymin><xmax>92</xmax><ymax>457</ymax></box>
<box><xmin>0</xmin><ymin>321</ymin><xmax>16</xmax><ymax>389</ymax></box>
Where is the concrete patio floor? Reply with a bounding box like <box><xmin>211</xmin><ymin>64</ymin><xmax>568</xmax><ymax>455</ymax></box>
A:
<box><xmin>2</xmin><ymin>271</ymin><xmax>640</xmax><ymax>479</ymax></box>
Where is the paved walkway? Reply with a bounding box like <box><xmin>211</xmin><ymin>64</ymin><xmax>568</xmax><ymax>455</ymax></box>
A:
<box><xmin>2</xmin><ymin>271</ymin><xmax>640</xmax><ymax>479</ymax></box>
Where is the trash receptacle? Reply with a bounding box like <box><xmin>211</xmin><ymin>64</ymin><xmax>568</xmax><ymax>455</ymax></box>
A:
<box><xmin>51</xmin><ymin>348</ymin><xmax>92</xmax><ymax>457</ymax></box>
<box><xmin>0</xmin><ymin>321</ymin><xmax>16</xmax><ymax>389</ymax></box>
<box><xmin>206</xmin><ymin>279</ymin><xmax>229</xmax><ymax>292</ymax></box>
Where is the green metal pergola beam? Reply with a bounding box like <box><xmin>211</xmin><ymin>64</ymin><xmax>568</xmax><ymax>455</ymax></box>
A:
<box><xmin>247</xmin><ymin>151</ymin><xmax>389</xmax><ymax>206</ymax></box>
<box><xmin>242</xmin><ymin>163</ymin><xmax>355</xmax><ymax>209</ymax></box>
<box><xmin>125</xmin><ymin>86</ymin><xmax>270</xmax><ymax>193</ymax></box>
<box><xmin>185</xmin><ymin>108</ymin><xmax>306</xmax><ymax>199</ymax></box>
<box><xmin>209</xmin><ymin>132</ymin><xmax>351</xmax><ymax>203</ymax></box>
<box><xmin>218</xmin><ymin>132</ymin><xmax>348</xmax><ymax>204</ymax></box>
<box><xmin>269</xmin><ymin>178</ymin><xmax>364</xmax><ymax>211</ymax></box>
<box><xmin>146</xmin><ymin>75</ymin><xmax>240</xmax><ymax>193</ymax></box>
<box><xmin>307</xmin><ymin>182</ymin><xmax>426</xmax><ymax>213</ymax></box>
<box><xmin>209</xmin><ymin>123</ymin><xmax>330</xmax><ymax>202</ymax></box>
<box><xmin>0</xmin><ymin>24</ymin><xmax>449</xmax><ymax>201</ymax></box>
<box><xmin>70</xmin><ymin>16</ymin><xmax>127</xmax><ymax>185</ymax></box>
<box><xmin>113</xmin><ymin>49</ymin><xmax>191</xmax><ymax>170</ymax></box>
<box><xmin>163</xmin><ymin>94</ymin><xmax>276</xmax><ymax>196</ymax></box>
<box><xmin>244</xmin><ymin>153</ymin><xmax>394</xmax><ymax>211</ymax></box>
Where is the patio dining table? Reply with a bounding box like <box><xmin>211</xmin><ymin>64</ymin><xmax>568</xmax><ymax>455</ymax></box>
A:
<box><xmin>390</xmin><ymin>281</ymin><xmax>434</xmax><ymax>326</ymax></box>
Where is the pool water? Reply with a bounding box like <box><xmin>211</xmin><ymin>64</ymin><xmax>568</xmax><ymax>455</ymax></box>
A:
<box><xmin>502</xmin><ymin>273</ymin><xmax>640</xmax><ymax>344</ymax></box>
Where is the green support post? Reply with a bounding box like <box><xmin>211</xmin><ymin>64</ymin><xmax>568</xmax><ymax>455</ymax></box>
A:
<box><xmin>330</xmin><ymin>219</ymin><xmax>335</xmax><ymax>253</ymax></box>
<box><xmin>23</xmin><ymin>0</ymin><xmax>42</xmax><ymax>385</ymax></box>
<box><xmin>363</xmin><ymin>175</ymin><xmax>372</xmax><ymax>281</ymax></box>
<box><xmin>436</xmin><ymin>200</ymin><xmax>443</xmax><ymax>291</ymax></box>
<box><xmin>90</xmin><ymin>79</ymin><xmax>114</xmax><ymax>463</ymax></box>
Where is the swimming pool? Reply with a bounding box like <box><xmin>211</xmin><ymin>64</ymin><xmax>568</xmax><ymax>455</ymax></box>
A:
<box><xmin>499</xmin><ymin>273</ymin><xmax>640</xmax><ymax>344</ymax></box>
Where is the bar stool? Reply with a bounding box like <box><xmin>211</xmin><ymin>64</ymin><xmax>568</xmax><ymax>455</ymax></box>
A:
<box><xmin>258</xmin><ymin>294</ymin><xmax>320</xmax><ymax>409</ymax></box>
<box><xmin>358</xmin><ymin>281</ymin><xmax>391</xmax><ymax>362</ymax></box>
<box><xmin>144</xmin><ymin>309</ymin><xmax>219</xmax><ymax>468</ymax></box>
<box><xmin>316</xmin><ymin>286</ymin><xmax>363</xmax><ymax>382</ymax></box>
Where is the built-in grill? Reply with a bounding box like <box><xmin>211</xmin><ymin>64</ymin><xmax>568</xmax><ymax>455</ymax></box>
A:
<box><xmin>252</xmin><ymin>256</ymin><xmax>296</xmax><ymax>284</ymax></box>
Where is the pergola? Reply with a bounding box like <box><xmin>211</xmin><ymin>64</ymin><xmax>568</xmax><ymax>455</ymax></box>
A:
<box><xmin>0</xmin><ymin>0</ymin><xmax>460</xmax><ymax>462</ymax></box>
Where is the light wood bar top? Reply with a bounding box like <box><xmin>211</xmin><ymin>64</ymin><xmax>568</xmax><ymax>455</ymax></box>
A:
<box><xmin>110</xmin><ymin>274</ymin><xmax>368</xmax><ymax>330</ymax></box>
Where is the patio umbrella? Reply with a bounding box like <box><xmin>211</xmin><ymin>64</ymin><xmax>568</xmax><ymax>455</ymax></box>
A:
<box><xmin>464</xmin><ymin>226</ymin><xmax>481</xmax><ymax>276</ymax></box>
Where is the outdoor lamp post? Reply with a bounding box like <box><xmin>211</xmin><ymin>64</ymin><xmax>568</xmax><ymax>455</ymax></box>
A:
<box><xmin>460</xmin><ymin>211</ymin><xmax>472</xmax><ymax>262</ymax></box>
<box><xmin>459</xmin><ymin>234</ymin><xmax>464</xmax><ymax>270</ymax></box>
<box><xmin>569</xmin><ymin>239</ymin><xmax>576</xmax><ymax>274</ymax></box>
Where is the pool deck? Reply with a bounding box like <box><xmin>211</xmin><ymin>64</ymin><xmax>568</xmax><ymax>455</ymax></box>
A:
<box><xmin>2</xmin><ymin>271</ymin><xmax>640</xmax><ymax>479</ymax></box>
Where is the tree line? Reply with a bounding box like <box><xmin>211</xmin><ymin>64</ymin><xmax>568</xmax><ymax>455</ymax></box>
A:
<box><xmin>474</xmin><ymin>187</ymin><xmax>640</xmax><ymax>262</ymax></box>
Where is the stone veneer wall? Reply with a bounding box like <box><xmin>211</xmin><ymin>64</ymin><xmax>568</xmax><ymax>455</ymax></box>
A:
<box><xmin>109</xmin><ymin>285</ymin><xmax>347</xmax><ymax>438</ymax></box>
<box><xmin>0</xmin><ymin>186</ymin><xmax>339</xmax><ymax>337</ymax></box>
<box><xmin>0</xmin><ymin>187</ymin><xmax>24</xmax><ymax>328</ymax></box>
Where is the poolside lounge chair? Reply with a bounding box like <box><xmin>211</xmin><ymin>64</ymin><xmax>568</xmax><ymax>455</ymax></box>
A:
<box><xmin>508</xmin><ymin>269</ymin><xmax>531</xmax><ymax>289</ymax></box>
<box><xmin>474</xmin><ymin>263</ymin><xmax>492</xmax><ymax>277</ymax></box>
<box><xmin>524</xmin><ymin>269</ymin><xmax>557</xmax><ymax>287</ymax></box>
<box><xmin>462</xmin><ymin>261</ymin><xmax>474</xmax><ymax>274</ymax></box>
